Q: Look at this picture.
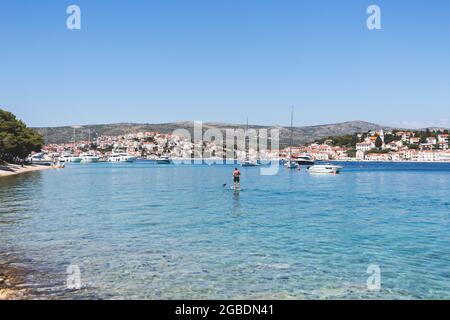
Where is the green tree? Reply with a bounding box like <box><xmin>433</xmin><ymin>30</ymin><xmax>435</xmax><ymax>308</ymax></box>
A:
<box><xmin>346</xmin><ymin>149</ymin><xmax>357</xmax><ymax>158</ymax></box>
<box><xmin>368</xmin><ymin>148</ymin><xmax>390</xmax><ymax>154</ymax></box>
<box><xmin>315</xmin><ymin>133</ymin><xmax>359</xmax><ymax>147</ymax></box>
<box><xmin>375</xmin><ymin>136</ymin><xmax>383</xmax><ymax>148</ymax></box>
<box><xmin>0</xmin><ymin>109</ymin><xmax>44</xmax><ymax>162</ymax></box>
<box><xmin>407</xmin><ymin>143</ymin><xmax>419</xmax><ymax>150</ymax></box>
<box><xmin>383</xmin><ymin>133</ymin><xmax>399</xmax><ymax>144</ymax></box>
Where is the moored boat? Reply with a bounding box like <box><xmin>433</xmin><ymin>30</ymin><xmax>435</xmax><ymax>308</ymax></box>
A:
<box><xmin>241</xmin><ymin>118</ymin><xmax>259</xmax><ymax>167</ymax></box>
<box><xmin>285</xmin><ymin>108</ymin><xmax>299</xmax><ymax>169</ymax></box>
<box><xmin>80</xmin><ymin>152</ymin><xmax>100</xmax><ymax>163</ymax></box>
<box><xmin>241</xmin><ymin>160</ymin><xmax>259</xmax><ymax>167</ymax></box>
<box><xmin>59</xmin><ymin>154</ymin><xmax>82</xmax><ymax>163</ymax></box>
<box><xmin>107</xmin><ymin>150</ymin><xmax>137</xmax><ymax>162</ymax></box>
<box><xmin>156</xmin><ymin>155</ymin><xmax>172</xmax><ymax>164</ymax></box>
<box><xmin>28</xmin><ymin>153</ymin><xmax>53</xmax><ymax>165</ymax></box>
<box><xmin>295</xmin><ymin>154</ymin><xmax>315</xmax><ymax>165</ymax></box>
<box><xmin>308</xmin><ymin>164</ymin><xmax>342</xmax><ymax>174</ymax></box>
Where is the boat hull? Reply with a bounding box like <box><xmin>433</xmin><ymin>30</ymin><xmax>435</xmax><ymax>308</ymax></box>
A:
<box><xmin>241</xmin><ymin>161</ymin><xmax>259</xmax><ymax>167</ymax></box>
<box><xmin>308</xmin><ymin>165</ymin><xmax>342</xmax><ymax>174</ymax></box>
<box><xmin>29</xmin><ymin>160</ymin><xmax>53</xmax><ymax>166</ymax></box>
<box><xmin>156</xmin><ymin>158</ymin><xmax>172</xmax><ymax>164</ymax></box>
<box><xmin>295</xmin><ymin>160</ymin><xmax>315</xmax><ymax>165</ymax></box>
<box><xmin>81</xmin><ymin>158</ymin><xmax>100</xmax><ymax>163</ymax></box>
<box><xmin>67</xmin><ymin>157</ymin><xmax>82</xmax><ymax>163</ymax></box>
<box><xmin>108</xmin><ymin>156</ymin><xmax>137</xmax><ymax>163</ymax></box>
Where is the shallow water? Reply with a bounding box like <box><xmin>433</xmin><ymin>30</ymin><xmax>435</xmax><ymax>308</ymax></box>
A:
<box><xmin>1</xmin><ymin>162</ymin><xmax>450</xmax><ymax>299</ymax></box>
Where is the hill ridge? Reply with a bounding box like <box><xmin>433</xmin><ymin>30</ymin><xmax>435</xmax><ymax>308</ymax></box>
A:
<box><xmin>34</xmin><ymin>120</ymin><xmax>387</xmax><ymax>146</ymax></box>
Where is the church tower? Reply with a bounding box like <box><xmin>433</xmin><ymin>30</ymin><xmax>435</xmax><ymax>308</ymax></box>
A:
<box><xmin>379</xmin><ymin>129</ymin><xmax>385</xmax><ymax>146</ymax></box>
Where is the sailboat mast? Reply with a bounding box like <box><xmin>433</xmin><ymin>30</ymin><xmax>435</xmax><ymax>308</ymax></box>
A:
<box><xmin>73</xmin><ymin>128</ymin><xmax>75</xmax><ymax>144</ymax></box>
<box><xmin>245</xmin><ymin>117</ymin><xmax>249</xmax><ymax>161</ymax></box>
<box><xmin>290</xmin><ymin>107</ymin><xmax>294</xmax><ymax>157</ymax></box>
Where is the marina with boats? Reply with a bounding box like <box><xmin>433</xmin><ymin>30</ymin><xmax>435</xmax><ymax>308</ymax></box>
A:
<box><xmin>27</xmin><ymin>151</ymin><xmax>344</xmax><ymax>178</ymax></box>
<box><xmin>22</xmin><ymin>111</ymin><xmax>450</xmax><ymax>176</ymax></box>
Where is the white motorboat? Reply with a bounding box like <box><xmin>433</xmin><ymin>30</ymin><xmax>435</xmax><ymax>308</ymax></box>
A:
<box><xmin>295</xmin><ymin>154</ymin><xmax>315</xmax><ymax>165</ymax></box>
<box><xmin>28</xmin><ymin>153</ymin><xmax>53</xmax><ymax>165</ymax></box>
<box><xmin>80</xmin><ymin>152</ymin><xmax>100</xmax><ymax>163</ymax></box>
<box><xmin>108</xmin><ymin>150</ymin><xmax>137</xmax><ymax>162</ymax></box>
<box><xmin>241</xmin><ymin>160</ymin><xmax>259</xmax><ymax>167</ymax></box>
<box><xmin>308</xmin><ymin>164</ymin><xmax>342</xmax><ymax>174</ymax></box>
<box><xmin>156</xmin><ymin>155</ymin><xmax>172</xmax><ymax>164</ymax></box>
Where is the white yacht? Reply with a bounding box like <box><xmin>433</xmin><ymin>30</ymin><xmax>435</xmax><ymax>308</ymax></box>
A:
<box><xmin>308</xmin><ymin>164</ymin><xmax>342</xmax><ymax>174</ymax></box>
<box><xmin>59</xmin><ymin>154</ymin><xmax>82</xmax><ymax>163</ymax></box>
<box><xmin>28</xmin><ymin>153</ymin><xmax>53</xmax><ymax>165</ymax></box>
<box><xmin>107</xmin><ymin>151</ymin><xmax>137</xmax><ymax>162</ymax></box>
<box><xmin>80</xmin><ymin>152</ymin><xmax>100</xmax><ymax>163</ymax></box>
<box><xmin>296</xmin><ymin>154</ymin><xmax>315</xmax><ymax>165</ymax></box>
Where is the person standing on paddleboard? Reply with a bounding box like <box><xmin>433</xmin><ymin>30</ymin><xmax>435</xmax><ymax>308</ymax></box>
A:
<box><xmin>233</xmin><ymin>168</ymin><xmax>241</xmax><ymax>189</ymax></box>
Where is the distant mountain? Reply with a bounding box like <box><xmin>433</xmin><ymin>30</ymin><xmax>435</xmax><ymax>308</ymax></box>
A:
<box><xmin>34</xmin><ymin>120</ymin><xmax>387</xmax><ymax>147</ymax></box>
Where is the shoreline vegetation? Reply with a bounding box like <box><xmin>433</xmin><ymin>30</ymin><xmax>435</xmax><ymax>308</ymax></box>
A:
<box><xmin>1</xmin><ymin>109</ymin><xmax>47</xmax><ymax>299</ymax></box>
<box><xmin>1</xmin><ymin>109</ymin><xmax>48</xmax><ymax>178</ymax></box>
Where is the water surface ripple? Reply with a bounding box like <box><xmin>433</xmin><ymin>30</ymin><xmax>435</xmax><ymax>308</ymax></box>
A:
<box><xmin>1</xmin><ymin>162</ymin><xmax>449</xmax><ymax>299</ymax></box>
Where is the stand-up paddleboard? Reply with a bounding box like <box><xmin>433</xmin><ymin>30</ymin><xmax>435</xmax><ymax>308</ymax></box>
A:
<box><xmin>230</xmin><ymin>186</ymin><xmax>243</xmax><ymax>191</ymax></box>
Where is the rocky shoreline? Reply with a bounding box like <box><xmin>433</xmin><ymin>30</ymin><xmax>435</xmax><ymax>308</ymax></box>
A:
<box><xmin>0</xmin><ymin>255</ymin><xmax>33</xmax><ymax>300</ymax></box>
<box><xmin>0</xmin><ymin>250</ymin><xmax>96</xmax><ymax>300</ymax></box>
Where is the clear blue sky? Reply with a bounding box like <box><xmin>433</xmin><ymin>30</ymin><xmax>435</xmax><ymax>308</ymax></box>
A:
<box><xmin>1</xmin><ymin>0</ymin><xmax>449</xmax><ymax>128</ymax></box>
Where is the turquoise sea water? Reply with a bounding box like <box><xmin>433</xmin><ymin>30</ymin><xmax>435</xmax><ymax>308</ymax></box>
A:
<box><xmin>1</xmin><ymin>162</ymin><xmax>450</xmax><ymax>299</ymax></box>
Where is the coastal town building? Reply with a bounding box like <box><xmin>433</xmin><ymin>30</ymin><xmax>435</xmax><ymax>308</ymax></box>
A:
<box><xmin>398</xmin><ymin>131</ymin><xmax>414</xmax><ymax>142</ymax></box>
<box><xmin>419</xmin><ymin>143</ymin><xmax>434</xmax><ymax>150</ymax></box>
<box><xmin>438</xmin><ymin>134</ymin><xmax>449</xmax><ymax>143</ymax></box>
<box><xmin>356</xmin><ymin>150</ymin><xmax>365</xmax><ymax>160</ymax></box>
<box><xmin>356</xmin><ymin>142</ymin><xmax>374</xmax><ymax>152</ymax></box>
<box><xmin>409</xmin><ymin>137</ymin><xmax>421</xmax><ymax>144</ymax></box>
<box><xmin>40</xmin><ymin>127</ymin><xmax>450</xmax><ymax>163</ymax></box>
<box><xmin>426</xmin><ymin>137</ymin><xmax>437</xmax><ymax>145</ymax></box>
